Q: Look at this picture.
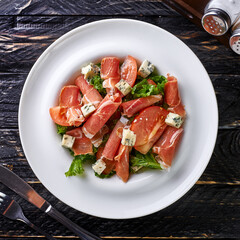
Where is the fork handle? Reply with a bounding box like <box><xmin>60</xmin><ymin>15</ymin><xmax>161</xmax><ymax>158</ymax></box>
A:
<box><xmin>46</xmin><ymin>206</ymin><xmax>102</xmax><ymax>240</ymax></box>
<box><xmin>19</xmin><ymin>217</ymin><xmax>56</xmax><ymax>240</ymax></box>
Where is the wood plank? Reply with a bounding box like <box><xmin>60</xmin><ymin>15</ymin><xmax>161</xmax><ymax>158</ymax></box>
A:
<box><xmin>0</xmin><ymin>128</ymin><xmax>240</xmax><ymax>183</ymax></box>
<box><xmin>0</xmin><ymin>0</ymin><xmax>174</xmax><ymax>16</ymax></box>
<box><xmin>0</xmin><ymin>16</ymin><xmax>238</xmax><ymax>74</ymax></box>
<box><xmin>0</xmin><ymin>184</ymin><xmax>239</xmax><ymax>238</ymax></box>
<box><xmin>0</xmin><ymin>73</ymin><xmax>239</xmax><ymax>129</ymax></box>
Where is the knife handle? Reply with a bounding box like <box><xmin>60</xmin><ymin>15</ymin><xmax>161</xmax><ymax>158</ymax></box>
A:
<box><xmin>46</xmin><ymin>206</ymin><xmax>102</xmax><ymax>240</ymax></box>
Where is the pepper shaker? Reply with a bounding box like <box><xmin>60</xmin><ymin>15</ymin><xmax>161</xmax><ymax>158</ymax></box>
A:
<box><xmin>229</xmin><ymin>17</ymin><xmax>240</xmax><ymax>54</ymax></box>
<box><xmin>202</xmin><ymin>0</ymin><xmax>240</xmax><ymax>36</ymax></box>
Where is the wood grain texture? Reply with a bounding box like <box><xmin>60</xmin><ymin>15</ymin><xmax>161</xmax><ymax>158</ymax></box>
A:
<box><xmin>0</xmin><ymin>184</ymin><xmax>239</xmax><ymax>238</ymax></box>
<box><xmin>0</xmin><ymin>15</ymin><xmax>238</xmax><ymax>75</ymax></box>
<box><xmin>0</xmin><ymin>0</ymin><xmax>174</xmax><ymax>16</ymax></box>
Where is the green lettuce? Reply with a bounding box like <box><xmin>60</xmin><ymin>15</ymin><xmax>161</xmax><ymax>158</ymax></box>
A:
<box><xmin>95</xmin><ymin>170</ymin><xmax>116</xmax><ymax>179</ymax></box>
<box><xmin>130</xmin><ymin>150</ymin><xmax>162</xmax><ymax>172</ymax></box>
<box><xmin>56</xmin><ymin>124</ymin><xmax>68</xmax><ymax>135</ymax></box>
<box><xmin>65</xmin><ymin>154</ymin><xmax>96</xmax><ymax>177</ymax></box>
<box><xmin>89</xmin><ymin>75</ymin><xmax>106</xmax><ymax>97</ymax></box>
<box><xmin>131</xmin><ymin>75</ymin><xmax>167</xmax><ymax>99</ymax></box>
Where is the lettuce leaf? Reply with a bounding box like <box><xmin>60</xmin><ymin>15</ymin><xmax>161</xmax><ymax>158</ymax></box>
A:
<box><xmin>130</xmin><ymin>150</ymin><xmax>162</xmax><ymax>171</ymax></box>
<box><xmin>95</xmin><ymin>170</ymin><xmax>116</xmax><ymax>179</ymax></box>
<box><xmin>89</xmin><ymin>75</ymin><xmax>106</xmax><ymax>97</ymax></box>
<box><xmin>131</xmin><ymin>75</ymin><xmax>167</xmax><ymax>99</ymax></box>
<box><xmin>56</xmin><ymin>124</ymin><xmax>68</xmax><ymax>135</ymax></box>
<box><xmin>65</xmin><ymin>154</ymin><xmax>96</xmax><ymax>177</ymax></box>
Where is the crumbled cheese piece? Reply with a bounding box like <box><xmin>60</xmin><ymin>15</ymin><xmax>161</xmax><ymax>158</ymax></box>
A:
<box><xmin>81</xmin><ymin>103</ymin><xmax>96</xmax><ymax>117</ymax></box>
<box><xmin>92</xmin><ymin>159</ymin><xmax>106</xmax><ymax>175</ymax></box>
<box><xmin>115</xmin><ymin>79</ymin><xmax>132</xmax><ymax>96</ymax></box>
<box><xmin>165</xmin><ymin>112</ymin><xmax>183</xmax><ymax>128</ymax></box>
<box><xmin>138</xmin><ymin>60</ymin><xmax>155</xmax><ymax>78</ymax></box>
<box><xmin>121</xmin><ymin>128</ymin><xmax>136</xmax><ymax>146</ymax></box>
<box><xmin>131</xmin><ymin>165</ymin><xmax>143</xmax><ymax>173</ymax></box>
<box><xmin>61</xmin><ymin>134</ymin><xmax>75</xmax><ymax>149</ymax></box>
<box><xmin>81</xmin><ymin>63</ymin><xmax>100</xmax><ymax>80</ymax></box>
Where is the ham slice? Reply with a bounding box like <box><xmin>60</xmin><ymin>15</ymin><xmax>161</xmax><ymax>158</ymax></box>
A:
<box><xmin>164</xmin><ymin>75</ymin><xmax>186</xmax><ymax>117</ymax></box>
<box><xmin>100</xmin><ymin>57</ymin><xmax>120</xmax><ymax>79</ymax></box>
<box><xmin>115</xmin><ymin>145</ymin><xmax>131</xmax><ymax>182</ymax></box>
<box><xmin>131</xmin><ymin>106</ymin><xmax>169</xmax><ymax>154</ymax></box>
<box><xmin>59</xmin><ymin>85</ymin><xmax>81</xmax><ymax>107</ymax></box>
<box><xmin>102</xmin><ymin>117</ymin><xmax>129</xmax><ymax>160</ymax></box>
<box><xmin>82</xmin><ymin>87</ymin><xmax>103</xmax><ymax>108</ymax></box>
<box><xmin>121</xmin><ymin>95</ymin><xmax>162</xmax><ymax>117</ymax></box>
<box><xmin>96</xmin><ymin>147</ymin><xmax>116</xmax><ymax>175</ymax></box>
<box><xmin>152</xmin><ymin>126</ymin><xmax>183</xmax><ymax>168</ymax></box>
<box><xmin>102</xmin><ymin>77</ymin><xmax>121</xmax><ymax>95</ymax></box>
<box><xmin>130</xmin><ymin>106</ymin><xmax>168</xmax><ymax>154</ymax></box>
<box><xmin>82</xmin><ymin>93</ymin><xmax>122</xmax><ymax>139</ymax></box>
<box><xmin>66</xmin><ymin>128</ymin><xmax>93</xmax><ymax>156</ymax></box>
<box><xmin>91</xmin><ymin>125</ymin><xmax>109</xmax><ymax>147</ymax></box>
<box><xmin>66</xmin><ymin>106</ymin><xmax>85</xmax><ymax>126</ymax></box>
<box><xmin>135</xmin><ymin>123</ymin><xmax>167</xmax><ymax>154</ymax></box>
<box><xmin>75</xmin><ymin>75</ymin><xmax>103</xmax><ymax>107</ymax></box>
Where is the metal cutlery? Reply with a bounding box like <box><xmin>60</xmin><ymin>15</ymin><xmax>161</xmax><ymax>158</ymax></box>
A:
<box><xmin>0</xmin><ymin>192</ymin><xmax>55</xmax><ymax>240</ymax></box>
<box><xmin>0</xmin><ymin>165</ymin><xmax>101</xmax><ymax>240</ymax></box>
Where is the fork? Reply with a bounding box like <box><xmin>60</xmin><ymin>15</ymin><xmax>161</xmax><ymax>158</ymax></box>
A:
<box><xmin>0</xmin><ymin>192</ymin><xmax>56</xmax><ymax>240</ymax></box>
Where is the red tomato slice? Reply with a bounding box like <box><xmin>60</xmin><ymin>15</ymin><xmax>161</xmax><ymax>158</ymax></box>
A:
<box><xmin>49</xmin><ymin>106</ymin><xmax>69</xmax><ymax>126</ymax></box>
<box><xmin>59</xmin><ymin>85</ymin><xmax>81</xmax><ymax>107</ymax></box>
<box><xmin>101</xmin><ymin>57</ymin><xmax>120</xmax><ymax>79</ymax></box>
<box><xmin>130</xmin><ymin>106</ymin><xmax>168</xmax><ymax>149</ymax></box>
<box><xmin>121</xmin><ymin>55</ymin><xmax>137</xmax><ymax>87</ymax></box>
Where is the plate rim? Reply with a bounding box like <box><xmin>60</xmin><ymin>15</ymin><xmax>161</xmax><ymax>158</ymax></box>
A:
<box><xmin>18</xmin><ymin>18</ymin><xmax>219</xmax><ymax>219</ymax></box>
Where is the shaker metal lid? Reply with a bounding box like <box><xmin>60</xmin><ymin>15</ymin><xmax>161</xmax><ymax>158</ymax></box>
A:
<box><xmin>230</xmin><ymin>29</ymin><xmax>240</xmax><ymax>55</ymax></box>
<box><xmin>202</xmin><ymin>8</ymin><xmax>231</xmax><ymax>36</ymax></box>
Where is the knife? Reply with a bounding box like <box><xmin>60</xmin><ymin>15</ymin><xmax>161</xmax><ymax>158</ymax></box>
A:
<box><xmin>0</xmin><ymin>165</ymin><xmax>101</xmax><ymax>240</ymax></box>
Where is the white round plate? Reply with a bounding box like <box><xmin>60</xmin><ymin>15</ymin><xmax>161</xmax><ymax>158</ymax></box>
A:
<box><xmin>19</xmin><ymin>19</ymin><xmax>218</xmax><ymax>219</ymax></box>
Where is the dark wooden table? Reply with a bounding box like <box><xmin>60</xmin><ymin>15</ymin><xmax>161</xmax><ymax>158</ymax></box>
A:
<box><xmin>0</xmin><ymin>1</ymin><xmax>240</xmax><ymax>239</ymax></box>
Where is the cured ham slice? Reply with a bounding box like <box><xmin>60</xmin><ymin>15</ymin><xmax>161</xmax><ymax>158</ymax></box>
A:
<box><xmin>66</xmin><ymin>106</ymin><xmax>85</xmax><ymax>126</ymax></box>
<box><xmin>75</xmin><ymin>75</ymin><xmax>93</xmax><ymax>95</ymax></box>
<box><xmin>82</xmin><ymin>87</ymin><xmax>103</xmax><ymax>107</ymax></box>
<box><xmin>153</xmin><ymin>126</ymin><xmax>183</xmax><ymax>168</ymax></box>
<box><xmin>121</xmin><ymin>55</ymin><xmax>137</xmax><ymax>87</ymax></box>
<box><xmin>82</xmin><ymin>93</ymin><xmax>122</xmax><ymax>139</ymax></box>
<box><xmin>121</xmin><ymin>95</ymin><xmax>162</xmax><ymax>117</ymax></box>
<box><xmin>66</xmin><ymin>128</ymin><xmax>93</xmax><ymax>156</ymax></box>
<box><xmin>131</xmin><ymin>106</ymin><xmax>169</xmax><ymax>154</ymax></box>
<box><xmin>115</xmin><ymin>145</ymin><xmax>131</xmax><ymax>182</ymax></box>
<box><xmin>75</xmin><ymin>75</ymin><xmax>103</xmax><ymax>107</ymax></box>
<box><xmin>102</xmin><ymin>117</ymin><xmax>129</xmax><ymax>160</ymax></box>
<box><xmin>164</xmin><ymin>75</ymin><xmax>186</xmax><ymax>117</ymax></box>
<box><xmin>100</xmin><ymin>57</ymin><xmax>120</xmax><ymax>79</ymax></box>
<box><xmin>59</xmin><ymin>85</ymin><xmax>81</xmax><ymax>107</ymax></box>
<box><xmin>135</xmin><ymin>123</ymin><xmax>167</xmax><ymax>154</ymax></box>
<box><xmin>102</xmin><ymin>77</ymin><xmax>121</xmax><ymax>95</ymax></box>
<box><xmin>96</xmin><ymin>147</ymin><xmax>116</xmax><ymax>175</ymax></box>
<box><xmin>91</xmin><ymin>125</ymin><xmax>109</xmax><ymax>147</ymax></box>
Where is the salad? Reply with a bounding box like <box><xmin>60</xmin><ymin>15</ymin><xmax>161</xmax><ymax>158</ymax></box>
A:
<box><xmin>49</xmin><ymin>56</ymin><xmax>186</xmax><ymax>182</ymax></box>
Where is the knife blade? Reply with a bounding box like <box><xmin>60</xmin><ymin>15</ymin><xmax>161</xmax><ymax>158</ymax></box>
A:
<box><xmin>0</xmin><ymin>165</ymin><xmax>101</xmax><ymax>240</ymax></box>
